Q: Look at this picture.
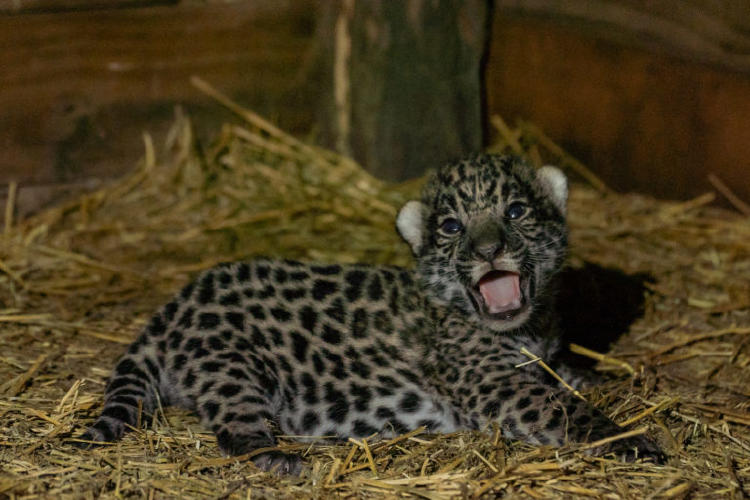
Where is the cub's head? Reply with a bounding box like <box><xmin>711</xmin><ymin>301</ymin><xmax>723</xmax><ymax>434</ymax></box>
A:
<box><xmin>397</xmin><ymin>154</ymin><xmax>568</xmax><ymax>332</ymax></box>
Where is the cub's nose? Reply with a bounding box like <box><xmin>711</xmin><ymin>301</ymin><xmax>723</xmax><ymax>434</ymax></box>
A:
<box><xmin>473</xmin><ymin>241</ymin><xmax>504</xmax><ymax>262</ymax></box>
<box><xmin>468</xmin><ymin>217</ymin><xmax>506</xmax><ymax>262</ymax></box>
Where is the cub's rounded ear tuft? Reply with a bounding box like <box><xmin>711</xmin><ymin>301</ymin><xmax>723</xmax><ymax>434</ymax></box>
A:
<box><xmin>537</xmin><ymin>166</ymin><xmax>568</xmax><ymax>215</ymax></box>
<box><xmin>396</xmin><ymin>200</ymin><xmax>425</xmax><ymax>255</ymax></box>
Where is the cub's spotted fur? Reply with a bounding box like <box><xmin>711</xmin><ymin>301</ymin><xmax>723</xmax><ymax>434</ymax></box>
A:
<box><xmin>76</xmin><ymin>155</ymin><xmax>661</xmax><ymax>473</ymax></box>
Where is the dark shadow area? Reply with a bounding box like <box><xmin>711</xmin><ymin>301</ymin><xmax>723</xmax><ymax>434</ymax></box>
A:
<box><xmin>556</xmin><ymin>262</ymin><xmax>651</xmax><ymax>367</ymax></box>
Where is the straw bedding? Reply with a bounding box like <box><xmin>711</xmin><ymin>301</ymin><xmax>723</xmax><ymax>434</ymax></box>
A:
<box><xmin>1</xmin><ymin>79</ymin><xmax>749</xmax><ymax>498</ymax></box>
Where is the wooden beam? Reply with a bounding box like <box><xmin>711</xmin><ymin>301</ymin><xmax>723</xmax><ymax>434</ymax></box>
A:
<box><xmin>0</xmin><ymin>0</ymin><xmax>175</xmax><ymax>15</ymax></box>
<box><xmin>315</xmin><ymin>0</ymin><xmax>489</xmax><ymax>181</ymax></box>
<box><xmin>497</xmin><ymin>0</ymin><xmax>750</xmax><ymax>75</ymax></box>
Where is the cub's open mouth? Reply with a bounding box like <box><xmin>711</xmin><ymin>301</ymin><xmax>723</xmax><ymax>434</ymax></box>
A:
<box><xmin>472</xmin><ymin>270</ymin><xmax>527</xmax><ymax>319</ymax></box>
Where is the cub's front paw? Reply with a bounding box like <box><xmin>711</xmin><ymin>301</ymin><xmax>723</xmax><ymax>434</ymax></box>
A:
<box><xmin>596</xmin><ymin>433</ymin><xmax>665</xmax><ymax>464</ymax></box>
<box><xmin>252</xmin><ymin>450</ymin><xmax>304</xmax><ymax>476</ymax></box>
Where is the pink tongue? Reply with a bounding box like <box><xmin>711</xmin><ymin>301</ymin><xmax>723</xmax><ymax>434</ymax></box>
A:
<box><xmin>479</xmin><ymin>272</ymin><xmax>521</xmax><ymax>314</ymax></box>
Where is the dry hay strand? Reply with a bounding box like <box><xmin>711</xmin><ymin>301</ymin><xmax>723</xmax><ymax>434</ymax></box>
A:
<box><xmin>1</xmin><ymin>79</ymin><xmax>749</xmax><ymax>498</ymax></box>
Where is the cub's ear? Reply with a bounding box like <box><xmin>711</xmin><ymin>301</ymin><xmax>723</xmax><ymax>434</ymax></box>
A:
<box><xmin>396</xmin><ymin>200</ymin><xmax>425</xmax><ymax>255</ymax></box>
<box><xmin>537</xmin><ymin>166</ymin><xmax>568</xmax><ymax>215</ymax></box>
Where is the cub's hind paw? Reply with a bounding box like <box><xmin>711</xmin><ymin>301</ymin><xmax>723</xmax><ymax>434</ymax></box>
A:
<box><xmin>252</xmin><ymin>451</ymin><xmax>303</xmax><ymax>476</ymax></box>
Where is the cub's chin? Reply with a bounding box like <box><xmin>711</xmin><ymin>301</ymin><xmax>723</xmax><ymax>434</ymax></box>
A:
<box><xmin>481</xmin><ymin>307</ymin><xmax>532</xmax><ymax>332</ymax></box>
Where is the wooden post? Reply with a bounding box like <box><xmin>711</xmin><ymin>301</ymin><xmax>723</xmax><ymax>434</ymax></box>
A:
<box><xmin>316</xmin><ymin>0</ymin><xmax>489</xmax><ymax>181</ymax></box>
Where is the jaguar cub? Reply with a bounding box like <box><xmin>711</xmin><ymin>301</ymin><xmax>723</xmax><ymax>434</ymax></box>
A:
<box><xmin>76</xmin><ymin>154</ymin><xmax>661</xmax><ymax>473</ymax></box>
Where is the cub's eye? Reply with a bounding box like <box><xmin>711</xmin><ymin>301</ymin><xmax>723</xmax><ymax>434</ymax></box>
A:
<box><xmin>439</xmin><ymin>218</ymin><xmax>463</xmax><ymax>235</ymax></box>
<box><xmin>506</xmin><ymin>202</ymin><xmax>527</xmax><ymax>220</ymax></box>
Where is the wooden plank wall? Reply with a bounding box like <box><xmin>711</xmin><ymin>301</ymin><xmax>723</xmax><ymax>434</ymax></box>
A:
<box><xmin>2</xmin><ymin>0</ymin><xmax>749</xmax><ymax>214</ymax></box>
<box><xmin>0</xmin><ymin>0</ymin><xmax>319</xmax><ymax>214</ymax></box>
<box><xmin>488</xmin><ymin>1</ymin><xmax>750</xmax><ymax>204</ymax></box>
